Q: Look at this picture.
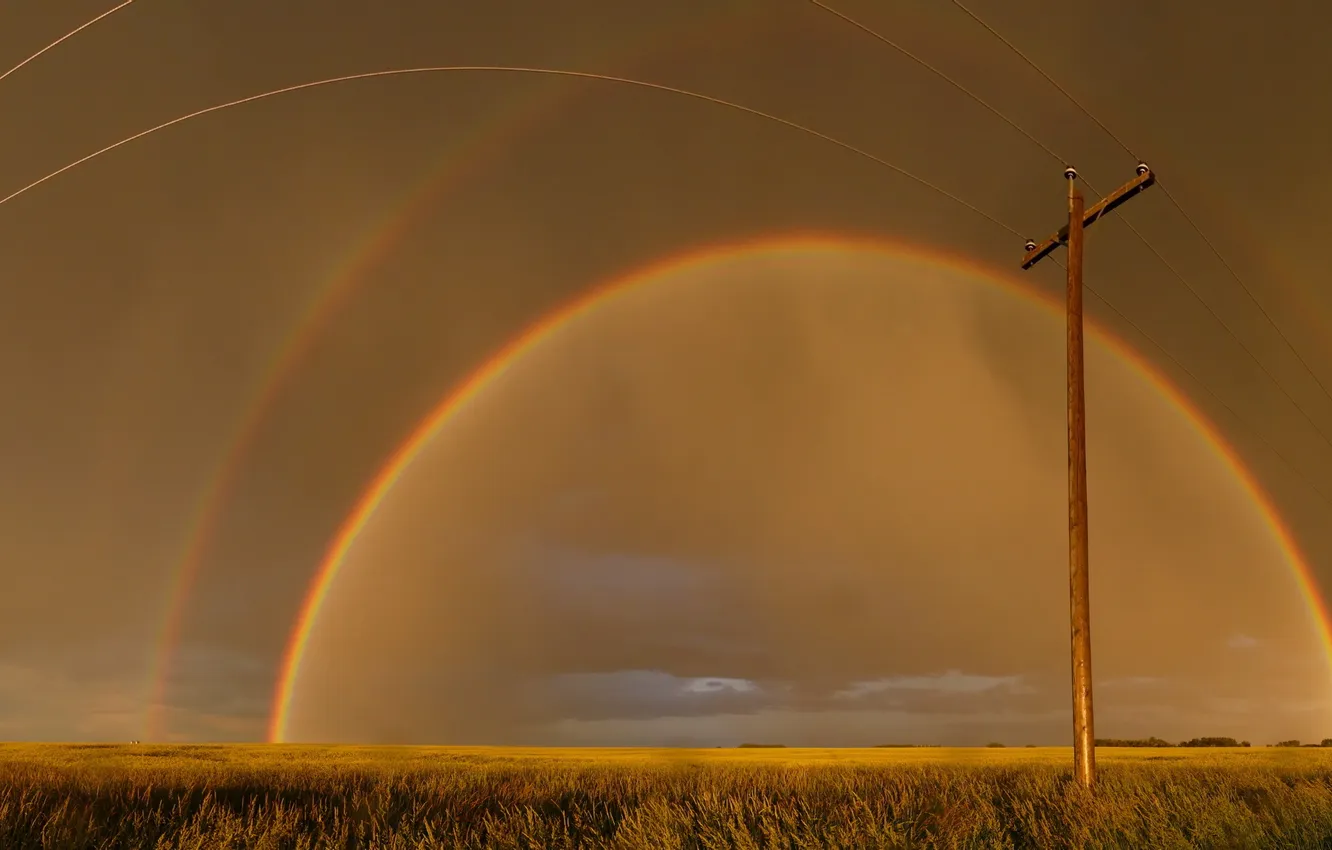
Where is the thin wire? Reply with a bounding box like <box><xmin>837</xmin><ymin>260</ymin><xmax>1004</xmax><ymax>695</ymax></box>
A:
<box><xmin>0</xmin><ymin>0</ymin><xmax>137</xmax><ymax>86</ymax></box>
<box><xmin>0</xmin><ymin>64</ymin><xmax>1021</xmax><ymax>239</ymax></box>
<box><xmin>1110</xmin><ymin>215</ymin><xmax>1332</xmax><ymax>456</ymax></box>
<box><xmin>946</xmin><ymin>0</ymin><xmax>1332</xmax><ymax>448</ymax></box>
<box><xmin>946</xmin><ymin>0</ymin><xmax>1139</xmax><ymax>161</ymax></box>
<box><xmin>804</xmin><ymin>0</ymin><xmax>1067</xmax><ymax>166</ymax></box>
<box><xmin>1055</xmin><ymin>256</ymin><xmax>1332</xmax><ymax>508</ymax></box>
<box><xmin>810</xmin><ymin>0</ymin><xmax>1332</xmax><ymax>462</ymax></box>
<box><xmin>1157</xmin><ymin>180</ymin><xmax>1332</xmax><ymax>409</ymax></box>
<box><xmin>7</xmin><ymin>37</ymin><xmax>1320</xmax><ymax>506</ymax></box>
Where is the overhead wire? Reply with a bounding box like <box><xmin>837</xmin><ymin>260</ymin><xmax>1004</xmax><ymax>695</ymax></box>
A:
<box><xmin>0</xmin><ymin>0</ymin><xmax>137</xmax><ymax>86</ymax></box>
<box><xmin>945</xmin><ymin>0</ymin><xmax>1139</xmax><ymax>160</ymax></box>
<box><xmin>19</xmin><ymin>61</ymin><xmax>1299</xmax><ymax>507</ymax></box>
<box><xmin>946</xmin><ymin>0</ymin><xmax>1332</xmax><ymax>442</ymax></box>
<box><xmin>805</xmin><ymin>0</ymin><xmax>1068</xmax><ymax>172</ymax></box>
<box><xmin>19</xmin><ymin>4</ymin><xmax>1314</xmax><ymax>474</ymax></box>
<box><xmin>0</xmin><ymin>64</ymin><xmax>1017</xmax><ymax>241</ymax></box>
<box><xmin>6</xmin><ymin>7</ymin><xmax>1326</xmax><ymax>507</ymax></box>
<box><xmin>1061</xmin><ymin>260</ymin><xmax>1332</xmax><ymax>509</ymax></box>
<box><xmin>806</xmin><ymin>0</ymin><xmax>1332</xmax><ymax>486</ymax></box>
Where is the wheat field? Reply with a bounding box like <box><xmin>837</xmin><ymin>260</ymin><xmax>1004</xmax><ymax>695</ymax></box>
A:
<box><xmin>4</xmin><ymin>743</ymin><xmax>1332</xmax><ymax>848</ymax></box>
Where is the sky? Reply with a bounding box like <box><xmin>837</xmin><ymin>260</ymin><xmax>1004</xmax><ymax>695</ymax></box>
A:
<box><xmin>2</xmin><ymin>0</ymin><xmax>1332</xmax><ymax>746</ymax></box>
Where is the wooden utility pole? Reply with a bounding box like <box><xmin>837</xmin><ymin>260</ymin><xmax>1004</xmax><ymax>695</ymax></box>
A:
<box><xmin>1021</xmin><ymin>163</ymin><xmax>1155</xmax><ymax>791</ymax></box>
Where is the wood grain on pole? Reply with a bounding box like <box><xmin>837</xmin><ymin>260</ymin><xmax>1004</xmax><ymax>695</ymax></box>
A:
<box><xmin>1066</xmin><ymin>176</ymin><xmax>1096</xmax><ymax>791</ymax></box>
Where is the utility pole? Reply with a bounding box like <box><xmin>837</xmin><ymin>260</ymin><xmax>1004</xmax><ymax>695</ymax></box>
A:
<box><xmin>1021</xmin><ymin>163</ymin><xmax>1156</xmax><ymax>791</ymax></box>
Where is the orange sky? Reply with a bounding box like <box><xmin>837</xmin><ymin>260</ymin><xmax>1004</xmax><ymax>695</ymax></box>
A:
<box><xmin>2</xmin><ymin>0</ymin><xmax>1332</xmax><ymax>745</ymax></box>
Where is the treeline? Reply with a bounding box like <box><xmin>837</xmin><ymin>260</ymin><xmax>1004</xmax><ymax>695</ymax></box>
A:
<box><xmin>1095</xmin><ymin>738</ymin><xmax>1177</xmax><ymax>748</ymax></box>
<box><xmin>732</xmin><ymin>739</ymin><xmax>1332</xmax><ymax>749</ymax></box>
<box><xmin>1276</xmin><ymin>740</ymin><xmax>1332</xmax><ymax>748</ymax></box>
<box><xmin>1097</xmin><ymin>737</ymin><xmax>1332</xmax><ymax>748</ymax></box>
<box><xmin>1095</xmin><ymin>737</ymin><xmax>1249</xmax><ymax>747</ymax></box>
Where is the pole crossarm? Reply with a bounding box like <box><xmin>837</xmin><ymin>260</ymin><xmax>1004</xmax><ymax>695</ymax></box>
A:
<box><xmin>1021</xmin><ymin>167</ymin><xmax>1156</xmax><ymax>269</ymax></box>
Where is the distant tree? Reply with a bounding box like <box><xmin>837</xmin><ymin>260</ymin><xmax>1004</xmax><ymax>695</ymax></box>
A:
<box><xmin>1321</xmin><ymin>739</ymin><xmax>1332</xmax><ymax>747</ymax></box>
<box><xmin>1276</xmin><ymin>740</ymin><xmax>1302</xmax><ymax>748</ymax></box>
<box><xmin>985</xmin><ymin>742</ymin><xmax>1005</xmax><ymax>748</ymax></box>
<box><xmin>1095</xmin><ymin>737</ymin><xmax>1173</xmax><ymax>747</ymax></box>
<box><xmin>1178</xmin><ymin>737</ymin><xmax>1241</xmax><ymax>748</ymax></box>
<box><xmin>1024</xmin><ymin>744</ymin><xmax>1037</xmax><ymax>748</ymax></box>
<box><xmin>1242</xmin><ymin>741</ymin><xmax>1251</xmax><ymax>747</ymax></box>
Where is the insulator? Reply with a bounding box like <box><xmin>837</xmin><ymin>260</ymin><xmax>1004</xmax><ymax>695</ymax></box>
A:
<box><xmin>1024</xmin><ymin>240</ymin><xmax>1037</xmax><ymax>252</ymax></box>
<box><xmin>1136</xmin><ymin>161</ymin><xmax>1150</xmax><ymax>176</ymax></box>
<box><xmin>1063</xmin><ymin>166</ymin><xmax>1078</xmax><ymax>180</ymax></box>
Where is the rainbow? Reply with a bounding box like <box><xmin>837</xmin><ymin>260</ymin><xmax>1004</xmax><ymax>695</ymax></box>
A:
<box><xmin>267</xmin><ymin>233</ymin><xmax>1332</xmax><ymax>743</ymax></box>
<box><xmin>142</xmin><ymin>4</ymin><xmax>764</xmax><ymax>739</ymax></box>
<box><xmin>142</xmin><ymin>74</ymin><xmax>561</xmax><ymax>740</ymax></box>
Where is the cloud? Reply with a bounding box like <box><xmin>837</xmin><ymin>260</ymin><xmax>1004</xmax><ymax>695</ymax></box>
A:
<box><xmin>534</xmin><ymin>670</ymin><xmax>771</xmax><ymax>722</ymax></box>
<box><xmin>684</xmin><ymin>677</ymin><xmax>759</xmax><ymax>693</ymax></box>
<box><xmin>832</xmin><ymin>671</ymin><xmax>1030</xmax><ymax>699</ymax></box>
<box><xmin>155</xmin><ymin>644</ymin><xmax>274</xmax><ymax>733</ymax></box>
<box><xmin>0</xmin><ymin>642</ymin><xmax>274</xmax><ymax>743</ymax></box>
<box><xmin>0</xmin><ymin>662</ymin><xmax>143</xmax><ymax>742</ymax></box>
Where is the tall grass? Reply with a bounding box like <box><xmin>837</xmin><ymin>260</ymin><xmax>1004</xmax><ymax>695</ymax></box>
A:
<box><xmin>3</xmin><ymin>745</ymin><xmax>1332</xmax><ymax>848</ymax></box>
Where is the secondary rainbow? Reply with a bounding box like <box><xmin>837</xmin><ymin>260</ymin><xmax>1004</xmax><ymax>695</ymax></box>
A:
<box><xmin>142</xmin><ymin>76</ymin><xmax>561</xmax><ymax>740</ymax></box>
<box><xmin>267</xmin><ymin>233</ymin><xmax>1332</xmax><ymax>742</ymax></box>
<box><xmin>142</xmin><ymin>5</ymin><xmax>763</xmax><ymax>740</ymax></box>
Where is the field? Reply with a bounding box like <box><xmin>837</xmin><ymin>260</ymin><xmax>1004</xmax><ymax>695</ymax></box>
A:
<box><xmin>5</xmin><ymin>744</ymin><xmax>1332</xmax><ymax>848</ymax></box>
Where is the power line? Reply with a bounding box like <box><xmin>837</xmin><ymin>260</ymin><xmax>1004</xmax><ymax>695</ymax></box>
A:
<box><xmin>0</xmin><ymin>64</ymin><xmax>1019</xmax><ymax>241</ymax></box>
<box><xmin>945</xmin><ymin>0</ymin><xmax>1139</xmax><ymax>160</ymax></box>
<box><xmin>1155</xmin><ymin>180</ymin><xmax>1332</xmax><ymax>414</ymax></box>
<box><xmin>1113</xmin><ymin>214</ymin><xmax>1332</xmax><ymax>460</ymax></box>
<box><xmin>0</xmin><ymin>0</ymin><xmax>138</xmax><ymax>86</ymax></box>
<box><xmin>807</xmin><ymin>0</ymin><xmax>1332</xmax><ymax>468</ymax></box>
<box><xmin>804</xmin><ymin>0</ymin><xmax>1066</xmax><ymax>168</ymax></box>
<box><xmin>1061</xmin><ymin>255</ymin><xmax>1332</xmax><ymax>509</ymax></box>
<box><xmin>945</xmin><ymin>0</ymin><xmax>1332</xmax><ymax>453</ymax></box>
<box><xmin>16</xmin><ymin>60</ymin><xmax>1304</xmax><ymax>518</ymax></box>
<box><xmin>9</xmin><ymin>10</ymin><xmax>1325</xmax><ymax>507</ymax></box>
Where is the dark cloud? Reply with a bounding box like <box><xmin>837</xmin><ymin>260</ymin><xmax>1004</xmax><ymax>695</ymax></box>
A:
<box><xmin>534</xmin><ymin>671</ymin><xmax>771</xmax><ymax>722</ymax></box>
<box><xmin>159</xmin><ymin>645</ymin><xmax>274</xmax><ymax>721</ymax></box>
<box><xmin>0</xmin><ymin>662</ymin><xmax>142</xmax><ymax>742</ymax></box>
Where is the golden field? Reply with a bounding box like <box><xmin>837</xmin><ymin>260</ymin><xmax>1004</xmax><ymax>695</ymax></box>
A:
<box><xmin>4</xmin><ymin>743</ymin><xmax>1332</xmax><ymax>848</ymax></box>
